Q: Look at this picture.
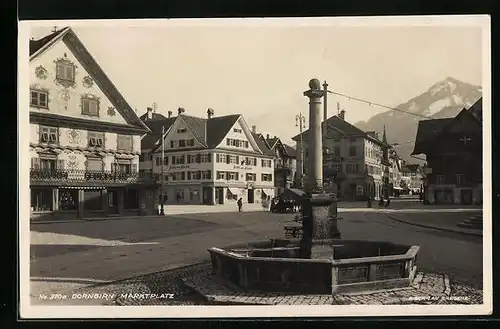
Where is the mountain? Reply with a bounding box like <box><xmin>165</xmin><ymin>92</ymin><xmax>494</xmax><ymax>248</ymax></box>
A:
<box><xmin>355</xmin><ymin>77</ymin><xmax>482</xmax><ymax>162</ymax></box>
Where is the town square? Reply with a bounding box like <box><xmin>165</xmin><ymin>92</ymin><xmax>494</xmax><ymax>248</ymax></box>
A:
<box><xmin>20</xmin><ymin>17</ymin><xmax>489</xmax><ymax>317</ymax></box>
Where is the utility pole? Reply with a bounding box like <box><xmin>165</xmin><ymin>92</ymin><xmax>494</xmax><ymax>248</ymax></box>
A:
<box><xmin>160</xmin><ymin>125</ymin><xmax>165</xmax><ymax>215</ymax></box>
<box><xmin>295</xmin><ymin>113</ymin><xmax>306</xmax><ymax>189</ymax></box>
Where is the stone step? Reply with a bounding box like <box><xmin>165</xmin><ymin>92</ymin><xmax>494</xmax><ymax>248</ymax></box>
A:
<box><xmin>457</xmin><ymin>222</ymin><xmax>482</xmax><ymax>229</ymax></box>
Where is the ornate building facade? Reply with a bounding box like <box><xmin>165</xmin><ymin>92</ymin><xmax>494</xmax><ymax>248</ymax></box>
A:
<box><xmin>29</xmin><ymin>27</ymin><xmax>150</xmax><ymax>221</ymax></box>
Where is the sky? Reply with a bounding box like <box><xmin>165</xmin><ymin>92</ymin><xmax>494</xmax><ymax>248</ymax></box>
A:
<box><xmin>28</xmin><ymin>18</ymin><xmax>484</xmax><ymax>145</ymax></box>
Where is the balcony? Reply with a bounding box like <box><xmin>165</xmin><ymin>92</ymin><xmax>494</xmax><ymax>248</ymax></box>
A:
<box><xmin>30</xmin><ymin>168</ymin><xmax>160</xmax><ymax>186</ymax></box>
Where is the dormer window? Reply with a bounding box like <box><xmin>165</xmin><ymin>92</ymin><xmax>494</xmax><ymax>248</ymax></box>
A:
<box><xmin>81</xmin><ymin>97</ymin><xmax>100</xmax><ymax>116</ymax></box>
<box><xmin>233</xmin><ymin>128</ymin><xmax>242</xmax><ymax>133</ymax></box>
<box><xmin>56</xmin><ymin>60</ymin><xmax>75</xmax><ymax>83</ymax></box>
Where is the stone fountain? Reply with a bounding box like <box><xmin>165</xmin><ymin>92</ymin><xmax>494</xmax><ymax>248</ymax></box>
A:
<box><xmin>186</xmin><ymin>79</ymin><xmax>420</xmax><ymax>302</ymax></box>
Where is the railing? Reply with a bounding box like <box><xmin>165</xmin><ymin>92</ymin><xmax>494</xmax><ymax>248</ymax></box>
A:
<box><xmin>30</xmin><ymin>168</ymin><xmax>160</xmax><ymax>184</ymax></box>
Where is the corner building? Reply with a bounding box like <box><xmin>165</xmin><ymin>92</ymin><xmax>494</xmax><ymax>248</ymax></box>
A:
<box><xmin>28</xmin><ymin>27</ymin><xmax>150</xmax><ymax>221</ymax></box>
<box><xmin>140</xmin><ymin>109</ymin><xmax>276</xmax><ymax>207</ymax></box>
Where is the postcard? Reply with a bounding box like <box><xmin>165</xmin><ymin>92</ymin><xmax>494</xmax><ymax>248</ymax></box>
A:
<box><xmin>18</xmin><ymin>15</ymin><xmax>491</xmax><ymax>318</ymax></box>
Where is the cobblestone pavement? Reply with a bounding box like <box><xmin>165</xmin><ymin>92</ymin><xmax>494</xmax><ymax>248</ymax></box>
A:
<box><xmin>37</xmin><ymin>262</ymin><xmax>482</xmax><ymax>306</ymax></box>
<box><xmin>30</xmin><ymin>209</ymin><xmax>483</xmax><ymax>301</ymax></box>
<box><xmin>182</xmin><ymin>270</ymin><xmax>483</xmax><ymax>306</ymax></box>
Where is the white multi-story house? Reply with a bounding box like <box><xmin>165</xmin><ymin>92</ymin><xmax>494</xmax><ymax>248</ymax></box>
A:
<box><xmin>293</xmin><ymin>110</ymin><xmax>391</xmax><ymax>200</ymax></box>
<box><xmin>28</xmin><ymin>27</ymin><xmax>150</xmax><ymax>221</ymax></box>
<box><xmin>139</xmin><ymin>108</ymin><xmax>276</xmax><ymax>206</ymax></box>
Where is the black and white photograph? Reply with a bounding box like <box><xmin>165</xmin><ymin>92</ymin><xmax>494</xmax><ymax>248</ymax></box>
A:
<box><xmin>18</xmin><ymin>16</ymin><xmax>491</xmax><ymax>318</ymax></box>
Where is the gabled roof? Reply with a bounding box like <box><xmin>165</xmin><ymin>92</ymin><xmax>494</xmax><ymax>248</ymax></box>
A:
<box><xmin>266</xmin><ymin>137</ymin><xmax>279</xmax><ymax>149</ymax></box>
<box><xmin>206</xmin><ymin>114</ymin><xmax>241</xmax><ymax>148</ymax></box>
<box><xmin>292</xmin><ymin>114</ymin><xmax>386</xmax><ymax>147</ymax></box>
<box><xmin>252</xmin><ymin>133</ymin><xmax>275</xmax><ymax>157</ymax></box>
<box><xmin>412</xmin><ymin>107</ymin><xmax>481</xmax><ymax>156</ymax></box>
<box><xmin>147</xmin><ymin>113</ymin><xmax>270</xmax><ymax>154</ymax></box>
<box><xmin>139</xmin><ymin>112</ymin><xmax>169</xmax><ymax>121</ymax></box>
<box><xmin>30</xmin><ymin>28</ymin><xmax>66</xmax><ymax>56</ymax></box>
<box><xmin>468</xmin><ymin>97</ymin><xmax>482</xmax><ymax>123</ymax></box>
<box><xmin>30</xmin><ymin>27</ymin><xmax>149</xmax><ymax>133</ymax></box>
<box><xmin>141</xmin><ymin>116</ymin><xmax>177</xmax><ymax>150</ymax></box>
<box><xmin>412</xmin><ymin>118</ymin><xmax>453</xmax><ymax>155</ymax></box>
<box><xmin>283</xmin><ymin>144</ymin><xmax>297</xmax><ymax>158</ymax></box>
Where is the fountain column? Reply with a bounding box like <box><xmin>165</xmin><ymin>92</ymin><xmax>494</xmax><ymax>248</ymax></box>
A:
<box><xmin>300</xmin><ymin>78</ymin><xmax>341</xmax><ymax>259</ymax></box>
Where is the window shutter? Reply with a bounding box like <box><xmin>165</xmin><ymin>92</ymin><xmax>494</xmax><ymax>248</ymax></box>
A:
<box><xmin>56</xmin><ymin>64</ymin><xmax>63</xmax><ymax>78</ymax></box>
<box><xmin>196</xmin><ymin>154</ymin><xmax>201</xmax><ymax>163</ymax></box>
<box><xmin>226</xmin><ymin>155</ymin><xmax>230</xmax><ymax>164</ymax></box>
<box><xmin>57</xmin><ymin>160</ymin><xmax>65</xmax><ymax>170</ymax></box>
<box><xmin>31</xmin><ymin>157</ymin><xmax>40</xmax><ymax>169</ymax></box>
<box><xmin>187</xmin><ymin>172</ymin><xmax>191</xmax><ymax>180</ymax></box>
<box><xmin>132</xmin><ymin>163</ymin><xmax>138</xmax><ymax>173</ymax></box>
<box><xmin>170</xmin><ymin>141</ymin><xmax>174</xmax><ymax>148</ymax></box>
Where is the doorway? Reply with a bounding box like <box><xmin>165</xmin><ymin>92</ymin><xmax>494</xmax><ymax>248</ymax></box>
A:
<box><xmin>461</xmin><ymin>189</ymin><xmax>473</xmax><ymax>205</ymax></box>
<box><xmin>247</xmin><ymin>188</ymin><xmax>255</xmax><ymax>204</ymax></box>
<box><xmin>203</xmin><ymin>187</ymin><xmax>213</xmax><ymax>205</ymax></box>
<box><xmin>108</xmin><ymin>189</ymin><xmax>119</xmax><ymax>214</ymax></box>
<box><xmin>216</xmin><ymin>187</ymin><xmax>224</xmax><ymax>204</ymax></box>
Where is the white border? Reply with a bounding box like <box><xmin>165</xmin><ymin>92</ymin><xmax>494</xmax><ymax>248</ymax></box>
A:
<box><xmin>19</xmin><ymin>15</ymin><xmax>492</xmax><ymax>318</ymax></box>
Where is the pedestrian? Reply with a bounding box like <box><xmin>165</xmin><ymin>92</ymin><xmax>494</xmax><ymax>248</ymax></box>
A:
<box><xmin>237</xmin><ymin>198</ymin><xmax>243</xmax><ymax>212</ymax></box>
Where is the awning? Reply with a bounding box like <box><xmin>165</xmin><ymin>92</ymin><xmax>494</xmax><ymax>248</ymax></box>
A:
<box><xmin>227</xmin><ymin>188</ymin><xmax>238</xmax><ymax>195</ymax></box>
<box><xmin>261</xmin><ymin>188</ymin><xmax>274</xmax><ymax>196</ymax></box>
<box><xmin>393</xmin><ymin>186</ymin><xmax>403</xmax><ymax>190</ymax></box>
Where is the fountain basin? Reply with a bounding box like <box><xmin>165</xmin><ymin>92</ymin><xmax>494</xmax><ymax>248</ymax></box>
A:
<box><xmin>208</xmin><ymin>239</ymin><xmax>419</xmax><ymax>295</ymax></box>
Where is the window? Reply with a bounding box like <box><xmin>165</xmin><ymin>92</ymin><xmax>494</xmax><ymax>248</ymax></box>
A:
<box><xmin>117</xmin><ymin>163</ymin><xmax>131</xmax><ymax>174</ymax></box>
<box><xmin>202</xmin><ymin>170</ymin><xmax>212</xmax><ymax>179</ymax></box>
<box><xmin>216</xmin><ymin>171</ymin><xmax>226</xmax><ymax>180</ymax></box>
<box><xmin>177</xmin><ymin>128</ymin><xmax>187</xmax><ymax>133</ymax></box>
<box><xmin>228</xmin><ymin>155</ymin><xmax>239</xmax><ymax>164</ymax></box>
<box><xmin>173</xmin><ymin>155</ymin><xmax>185</xmax><ymax>164</ymax></box>
<box><xmin>226</xmin><ymin>138</ymin><xmax>249</xmax><ymax>148</ymax></box>
<box><xmin>31</xmin><ymin>90</ymin><xmax>48</xmax><ymax>108</ymax></box>
<box><xmin>349</xmin><ymin>146</ymin><xmax>357</xmax><ymax>157</ymax></box>
<box><xmin>436</xmin><ymin>175</ymin><xmax>445</xmax><ymax>184</ymax></box>
<box><xmin>81</xmin><ymin>98</ymin><xmax>99</xmax><ymax>116</ymax></box>
<box><xmin>88</xmin><ymin>131</ymin><xmax>104</xmax><ymax>147</ymax></box>
<box><xmin>30</xmin><ymin>188</ymin><xmax>53</xmax><ymax>211</ymax></box>
<box><xmin>39</xmin><ymin>126</ymin><xmax>58</xmax><ymax>144</ymax></box>
<box><xmin>261</xmin><ymin>173</ymin><xmax>273</xmax><ymax>182</ymax></box>
<box><xmin>233</xmin><ymin>128</ymin><xmax>242</xmax><ymax>133</ymax></box>
<box><xmin>261</xmin><ymin>159</ymin><xmax>272</xmax><ymax>167</ymax></box>
<box><xmin>456</xmin><ymin>174</ymin><xmax>465</xmax><ymax>185</ymax></box>
<box><xmin>175</xmin><ymin>189</ymin><xmax>185</xmax><ymax>201</ymax></box>
<box><xmin>117</xmin><ymin>134</ymin><xmax>133</xmax><ymax>152</ymax></box>
<box><xmin>246</xmin><ymin>173</ymin><xmax>256</xmax><ymax>181</ymax></box>
<box><xmin>227</xmin><ymin>172</ymin><xmax>238</xmax><ymax>180</ymax></box>
<box><xmin>155</xmin><ymin>156</ymin><xmax>168</xmax><ymax>166</ymax></box>
<box><xmin>346</xmin><ymin>164</ymin><xmax>359</xmax><ymax>173</ymax></box>
<box><xmin>201</xmin><ymin>153</ymin><xmax>212</xmax><ymax>163</ymax></box>
<box><xmin>216</xmin><ymin>153</ymin><xmax>225</xmax><ymax>163</ymax></box>
<box><xmin>245</xmin><ymin>157</ymin><xmax>257</xmax><ymax>166</ymax></box>
<box><xmin>188</xmin><ymin>139</ymin><xmax>195</xmax><ymax>147</ymax></box>
<box><xmin>86</xmin><ymin>157</ymin><xmax>103</xmax><ymax>171</ymax></box>
<box><xmin>179</xmin><ymin>139</ymin><xmax>186</xmax><ymax>147</ymax></box>
<box><xmin>56</xmin><ymin>61</ymin><xmax>75</xmax><ymax>82</ymax></box>
<box><xmin>187</xmin><ymin>171</ymin><xmax>202</xmax><ymax>180</ymax></box>
<box><xmin>335</xmin><ymin>164</ymin><xmax>343</xmax><ymax>173</ymax></box>
<box><xmin>172</xmin><ymin>172</ymin><xmax>185</xmax><ymax>181</ymax></box>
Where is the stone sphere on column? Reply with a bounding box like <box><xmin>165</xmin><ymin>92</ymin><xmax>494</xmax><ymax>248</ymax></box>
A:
<box><xmin>309</xmin><ymin>78</ymin><xmax>321</xmax><ymax>90</ymax></box>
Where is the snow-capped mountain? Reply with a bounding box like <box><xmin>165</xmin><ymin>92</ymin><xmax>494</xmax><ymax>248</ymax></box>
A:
<box><xmin>355</xmin><ymin>77</ymin><xmax>482</xmax><ymax>162</ymax></box>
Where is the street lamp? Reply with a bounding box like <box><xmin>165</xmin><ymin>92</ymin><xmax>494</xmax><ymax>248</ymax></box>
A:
<box><xmin>295</xmin><ymin>113</ymin><xmax>306</xmax><ymax>188</ymax></box>
<box><xmin>159</xmin><ymin>125</ymin><xmax>165</xmax><ymax>215</ymax></box>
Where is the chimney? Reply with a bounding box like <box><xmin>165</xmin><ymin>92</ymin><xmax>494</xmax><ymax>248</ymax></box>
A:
<box><xmin>207</xmin><ymin>108</ymin><xmax>214</xmax><ymax>119</ymax></box>
<box><xmin>339</xmin><ymin>110</ymin><xmax>345</xmax><ymax>120</ymax></box>
<box><xmin>167</xmin><ymin>110</ymin><xmax>173</xmax><ymax>118</ymax></box>
<box><xmin>146</xmin><ymin>107</ymin><xmax>153</xmax><ymax>120</ymax></box>
<box><xmin>178</xmin><ymin>107</ymin><xmax>185</xmax><ymax>115</ymax></box>
<box><xmin>266</xmin><ymin>134</ymin><xmax>270</xmax><ymax>140</ymax></box>
<box><xmin>252</xmin><ymin>125</ymin><xmax>256</xmax><ymax>133</ymax></box>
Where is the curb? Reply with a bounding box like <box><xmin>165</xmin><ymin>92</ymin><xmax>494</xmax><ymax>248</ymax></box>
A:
<box><xmin>30</xmin><ymin>211</ymin><xmax>267</xmax><ymax>225</ymax></box>
<box><xmin>386</xmin><ymin>214</ymin><xmax>482</xmax><ymax>238</ymax></box>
